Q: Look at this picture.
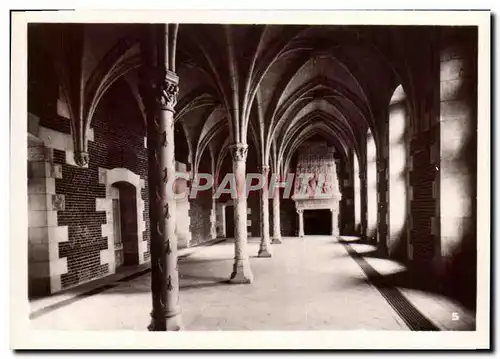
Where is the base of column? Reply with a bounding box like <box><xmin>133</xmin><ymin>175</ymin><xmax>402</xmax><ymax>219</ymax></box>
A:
<box><xmin>299</xmin><ymin>233</ymin><xmax>305</xmax><ymax>238</ymax></box>
<box><xmin>271</xmin><ymin>237</ymin><xmax>282</xmax><ymax>244</ymax></box>
<box><xmin>258</xmin><ymin>245</ymin><xmax>272</xmax><ymax>258</ymax></box>
<box><xmin>229</xmin><ymin>258</ymin><xmax>253</xmax><ymax>284</ymax></box>
<box><xmin>378</xmin><ymin>244</ymin><xmax>389</xmax><ymax>257</ymax></box>
<box><xmin>147</xmin><ymin>310</ymin><xmax>182</xmax><ymax>331</ymax></box>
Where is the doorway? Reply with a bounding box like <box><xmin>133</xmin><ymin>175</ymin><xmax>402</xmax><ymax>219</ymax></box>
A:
<box><xmin>225</xmin><ymin>205</ymin><xmax>235</xmax><ymax>238</ymax></box>
<box><xmin>304</xmin><ymin>209</ymin><xmax>331</xmax><ymax>235</ymax></box>
<box><xmin>111</xmin><ymin>182</ymin><xmax>139</xmax><ymax>268</ymax></box>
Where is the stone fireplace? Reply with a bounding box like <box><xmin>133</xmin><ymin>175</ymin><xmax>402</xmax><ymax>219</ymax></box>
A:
<box><xmin>292</xmin><ymin>142</ymin><xmax>342</xmax><ymax>237</ymax></box>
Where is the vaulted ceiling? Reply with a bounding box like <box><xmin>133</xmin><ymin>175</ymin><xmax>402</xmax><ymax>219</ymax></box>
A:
<box><xmin>174</xmin><ymin>24</ymin><xmax>413</xmax><ymax>176</ymax></box>
<box><xmin>29</xmin><ymin>23</ymin><xmax>438</xmax><ymax>178</ymax></box>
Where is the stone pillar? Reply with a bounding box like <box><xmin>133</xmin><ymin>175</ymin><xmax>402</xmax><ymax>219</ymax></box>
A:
<box><xmin>146</xmin><ymin>69</ymin><xmax>182</xmax><ymax>331</ymax></box>
<box><xmin>210</xmin><ymin>198</ymin><xmax>217</xmax><ymax>240</ymax></box>
<box><xmin>28</xmin><ymin>137</ymin><xmax>67</xmax><ymax>297</ymax></box>
<box><xmin>298</xmin><ymin>209</ymin><xmax>305</xmax><ymax>237</ymax></box>
<box><xmin>258</xmin><ymin>165</ymin><xmax>272</xmax><ymax>257</ymax></box>
<box><xmin>220</xmin><ymin>204</ymin><xmax>227</xmax><ymax>238</ymax></box>
<box><xmin>229</xmin><ymin>143</ymin><xmax>253</xmax><ymax>284</ymax></box>
<box><xmin>272</xmin><ymin>186</ymin><xmax>283</xmax><ymax>244</ymax></box>
<box><xmin>331</xmin><ymin>208</ymin><xmax>339</xmax><ymax>237</ymax></box>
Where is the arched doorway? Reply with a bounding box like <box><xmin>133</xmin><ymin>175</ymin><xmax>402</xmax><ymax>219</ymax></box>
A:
<box><xmin>353</xmin><ymin>156</ymin><xmax>361</xmax><ymax>234</ymax></box>
<box><xmin>388</xmin><ymin>85</ymin><xmax>410</xmax><ymax>259</ymax></box>
<box><xmin>366</xmin><ymin>129</ymin><xmax>377</xmax><ymax>242</ymax></box>
<box><xmin>111</xmin><ymin>181</ymin><xmax>139</xmax><ymax>268</ymax></box>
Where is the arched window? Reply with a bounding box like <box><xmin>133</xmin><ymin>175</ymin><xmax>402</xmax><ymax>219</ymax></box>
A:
<box><xmin>388</xmin><ymin>85</ymin><xmax>409</xmax><ymax>258</ymax></box>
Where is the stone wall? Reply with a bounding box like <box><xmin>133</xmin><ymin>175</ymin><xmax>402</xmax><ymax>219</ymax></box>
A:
<box><xmin>28</xmin><ymin>77</ymin><xmax>150</xmax><ymax>295</ymax></box>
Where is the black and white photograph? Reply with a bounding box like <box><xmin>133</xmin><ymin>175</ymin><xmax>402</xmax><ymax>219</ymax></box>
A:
<box><xmin>9</xmin><ymin>9</ymin><xmax>491</xmax><ymax>350</ymax></box>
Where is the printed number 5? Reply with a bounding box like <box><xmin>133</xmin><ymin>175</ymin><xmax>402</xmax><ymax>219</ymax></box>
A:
<box><xmin>452</xmin><ymin>312</ymin><xmax>460</xmax><ymax>321</ymax></box>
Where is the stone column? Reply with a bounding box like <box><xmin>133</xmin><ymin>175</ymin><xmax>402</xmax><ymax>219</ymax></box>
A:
<box><xmin>331</xmin><ymin>208</ymin><xmax>339</xmax><ymax>237</ymax></box>
<box><xmin>298</xmin><ymin>209</ymin><xmax>305</xmax><ymax>237</ymax></box>
<box><xmin>146</xmin><ymin>69</ymin><xmax>182</xmax><ymax>331</ymax></box>
<box><xmin>258</xmin><ymin>165</ymin><xmax>272</xmax><ymax>257</ymax></box>
<box><xmin>210</xmin><ymin>198</ymin><xmax>217</xmax><ymax>240</ymax></box>
<box><xmin>229</xmin><ymin>143</ymin><xmax>253</xmax><ymax>283</ymax></box>
<box><xmin>221</xmin><ymin>204</ymin><xmax>227</xmax><ymax>238</ymax></box>
<box><xmin>272</xmin><ymin>186</ymin><xmax>283</xmax><ymax>244</ymax></box>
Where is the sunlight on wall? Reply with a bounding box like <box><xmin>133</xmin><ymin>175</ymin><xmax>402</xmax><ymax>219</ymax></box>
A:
<box><xmin>366</xmin><ymin>130</ymin><xmax>377</xmax><ymax>240</ymax></box>
<box><xmin>354</xmin><ymin>157</ymin><xmax>361</xmax><ymax>231</ymax></box>
<box><xmin>388</xmin><ymin>85</ymin><xmax>408</xmax><ymax>250</ymax></box>
<box><xmin>439</xmin><ymin>51</ymin><xmax>475</xmax><ymax>257</ymax></box>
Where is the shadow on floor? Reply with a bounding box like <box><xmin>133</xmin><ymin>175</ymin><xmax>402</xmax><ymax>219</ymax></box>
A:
<box><xmin>179</xmin><ymin>273</ymin><xmax>230</xmax><ymax>282</ymax></box>
<box><xmin>338</xmin><ymin>238</ymin><xmax>476</xmax><ymax>312</ymax></box>
<box><xmin>180</xmin><ymin>258</ymin><xmax>234</xmax><ymax>265</ymax></box>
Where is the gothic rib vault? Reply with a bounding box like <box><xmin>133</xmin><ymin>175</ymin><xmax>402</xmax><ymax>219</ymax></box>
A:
<box><xmin>27</xmin><ymin>23</ymin><xmax>478</xmax><ymax>330</ymax></box>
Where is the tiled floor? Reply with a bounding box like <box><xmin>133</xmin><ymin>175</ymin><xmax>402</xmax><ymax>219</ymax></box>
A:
<box><xmin>30</xmin><ymin>236</ymin><xmax>474</xmax><ymax>331</ymax></box>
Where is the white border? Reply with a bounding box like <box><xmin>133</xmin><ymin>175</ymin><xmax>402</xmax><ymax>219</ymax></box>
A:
<box><xmin>9</xmin><ymin>10</ymin><xmax>491</xmax><ymax>350</ymax></box>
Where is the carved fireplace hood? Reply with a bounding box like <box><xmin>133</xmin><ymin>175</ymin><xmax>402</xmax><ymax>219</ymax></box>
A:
<box><xmin>292</xmin><ymin>141</ymin><xmax>342</xmax><ymax>212</ymax></box>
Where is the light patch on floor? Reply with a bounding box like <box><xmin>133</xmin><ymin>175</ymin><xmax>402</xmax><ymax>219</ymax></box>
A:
<box><xmin>30</xmin><ymin>236</ymin><xmax>410</xmax><ymax>331</ymax></box>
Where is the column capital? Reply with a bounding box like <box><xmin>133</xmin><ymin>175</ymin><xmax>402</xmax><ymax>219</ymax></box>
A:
<box><xmin>160</xmin><ymin>70</ymin><xmax>179</xmax><ymax>113</ymax></box>
<box><xmin>297</xmin><ymin>208</ymin><xmax>304</xmax><ymax>214</ymax></box>
<box><xmin>258</xmin><ymin>165</ymin><xmax>270</xmax><ymax>174</ymax></box>
<box><xmin>229</xmin><ymin>143</ymin><xmax>248</xmax><ymax>162</ymax></box>
<box><xmin>74</xmin><ymin>151</ymin><xmax>89</xmax><ymax>167</ymax></box>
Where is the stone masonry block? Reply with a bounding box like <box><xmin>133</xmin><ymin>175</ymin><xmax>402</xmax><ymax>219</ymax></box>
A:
<box><xmin>28</xmin><ymin>145</ymin><xmax>53</xmax><ymax>163</ymax></box>
<box><xmin>101</xmin><ymin>223</ymin><xmax>113</xmax><ymax>238</ymax></box>
<box><xmin>28</xmin><ymin>210</ymin><xmax>58</xmax><ymax>228</ymax></box>
<box><xmin>28</xmin><ymin>226</ymin><xmax>67</xmax><ymax>244</ymax></box>
<box><xmin>28</xmin><ymin>194</ymin><xmax>50</xmax><ymax>211</ymax></box>
<box><xmin>98</xmin><ymin>167</ymin><xmax>107</xmax><ymax>185</ymax></box>
<box><xmin>27</xmin><ymin>178</ymin><xmax>47</xmax><ymax>194</ymax></box>
<box><xmin>29</xmin><ymin>261</ymin><xmax>50</xmax><ymax>278</ymax></box>
<box><xmin>29</xmin><ymin>243</ymin><xmax>49</xmax><ymax>262</ymax></box>
<box><xmin>52</xmin><ymin>164</ymin><xmax>63</xmax><ymax>179</ymax></box>
<box><xmin>50</xmin><ymin>275</ymin><xmax>62</xmax><ymax>293</ymax></box>
<box><xmin>28</xmin><ymin>161</ymin><xmax>48</xmax><ymax>178</ymax></box>
<box><xmin>52</xmin><ymin>194</ymin><xmax>65</xmax><ymax>211</ymax></box>
<box><xmin>96</xmin><ymin>198</ymin><xmax>112</xmax><ymax>212</ymax></box>
<box><xmin>100</xmin><ymin>249</ymin><xmax>114</xmax><ymax>266</ymax></box>
<box><xmin>38</xmin><ymin>126</ymin><xmax>73</xmax><ymax>151</ymax></box>
<box><xmin>49</xmin><ymin>258</ymin><xmax>68</xmax><ymax>276</ymax></box>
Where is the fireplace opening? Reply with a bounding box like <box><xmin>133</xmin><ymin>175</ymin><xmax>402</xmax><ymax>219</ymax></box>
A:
<box><xmin>304</xmin><ymin>209</ymin><xmax>332</xmax><ymax>235</ymax></box>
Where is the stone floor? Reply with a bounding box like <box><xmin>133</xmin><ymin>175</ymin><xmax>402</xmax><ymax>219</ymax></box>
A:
<box><xmin>30</xmin><ymin>236</ymin><xmax>475</xmax><ymax>331</ymax></box>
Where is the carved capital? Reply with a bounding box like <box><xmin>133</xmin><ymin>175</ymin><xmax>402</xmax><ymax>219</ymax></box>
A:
<box><xmin>160</xmin><ymin>70</ymin><xmax>179</xmax><ymax>113</ymax></box>
<box><xmin>74</xmin><ymin>151</ymin><xmax>89</xmax><ymax>167</ymax></box>
<box><xmin>258</xmin><ymin>165</ymin><xmax>270</xmax><ymax>175</ymax></box>
<box><xmin>229</xmin><ymin>143</ymin><xmax>248</xmax><ymax>162</ymax></box>
<box><xmin>297</xmin><ymin>209</ymin><xmax>304</xmax><ymax>214</ymax></box>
